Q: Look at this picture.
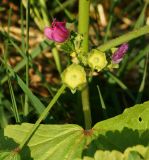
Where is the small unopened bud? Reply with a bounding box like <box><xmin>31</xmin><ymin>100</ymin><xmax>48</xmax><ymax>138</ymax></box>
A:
<box><xmin>112</xmin><ymin>43</ymin><xmax>128</xmax><ymax>64</ymax></box>
<box><xmin>70</xmin><ymin>52</ymin><xmax>77</xmax><ymax>58</ymax></box>
<box><xmin>62</xmin><ymin>64</ymin><xmax>87</xmax><ymax>90</ymax></box>
<box><xmin>88</xmin><ymin>49</ymin><xmax>107</xmax><ymax>71</ymax></box>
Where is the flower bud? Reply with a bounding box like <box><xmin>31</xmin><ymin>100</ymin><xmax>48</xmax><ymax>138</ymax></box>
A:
<box><xmin>88</xmin><ymin>49</ymin><xmax>107</xmax><ymax>71</ymax></box>
<box><xmin>44</xmin><ymin>19</ymin><xmax>69</xmax><ymax>43</ymax></box>
<box><xmin>62</xmin><ymin>64</ymin><xmax>87</xmax><ymax>90</ymax></box>
<box><xmin>112</xmin><ymin>43</ymin><xmax>128</xmax><ymax>64</ymax></box>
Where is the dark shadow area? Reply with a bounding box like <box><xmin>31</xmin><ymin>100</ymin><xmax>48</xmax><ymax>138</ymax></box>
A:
<box><xmin>0</xmin><ymin>130</ymin><xmax>18</xmax><ymax>150</ymax></box>
<box><xmin>0</xmin><ymin>129</ymin><xmax>33</xmax><ymax>160</ymax></box>
<box><xmin>83</xmin><ymin>127</ymin><xmax>149</xmax><ymax>157</ymax></box>
<box><xmin>89</xmin><ymin>76</ymin><xmax>136</xmax><ymax>126</ymax></box>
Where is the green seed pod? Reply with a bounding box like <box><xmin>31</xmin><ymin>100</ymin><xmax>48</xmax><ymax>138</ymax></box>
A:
<box><xmin>88</xmin><ymin>49</ymin><xmax>107</xmax><ymax>71</ymax></box>
<box><xmin>62</xmin><ymin>64</ymin><xmax>87</xmax><ymax>91</ymax></box>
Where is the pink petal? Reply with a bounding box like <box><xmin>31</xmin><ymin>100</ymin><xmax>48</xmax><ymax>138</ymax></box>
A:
<box><xmin>52</xmin><ymin>26</ymin><xmax>69</xmax><ymax>42</ymax></box>
<box><xmin>44</xmin><ymin>27</ymin><xmax>54</xmax><ymax>40</ymax></box>
<box><xmin>44</xmin><ymin>20</ymin><xmax>69</xmax><ymax>43</ymax></box>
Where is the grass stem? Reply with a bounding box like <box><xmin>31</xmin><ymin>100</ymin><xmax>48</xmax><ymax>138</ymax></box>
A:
<box><xmin>98</xmin><ymin>25</ymin><xmax>149</xmax><ymax>51</ymax></box>
<box><xmin>24</xmin><ymin>0</ymin><xmax>30</xmax><ymax>116</ymax></box>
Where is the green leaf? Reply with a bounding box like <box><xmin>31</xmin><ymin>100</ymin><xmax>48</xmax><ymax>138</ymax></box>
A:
<box><xmin>0</xmin><ymin>152</ymin><xmax>10</xmax><ymax>159</ymax></box>
<box><xmin>0</xmin><ymin>151</ymin><xmax>21</xmax><ymax>160</ymax></box>
<box><xmin>134</xmin><ymin>1</ymin><xmax>148</xmax><ymax>29</ymax></box>
<box><xmin>83</xmin><ymin>157</ymin><xmax>93</xmax><ymax>160</ymax></box>
<box><xmin>1</xmin><ymin>124</ymin><xmax>85</xmax><ymax>160</ymax></box>
<box><xmin>14</xmin><ymin>74</ymin><xmax>46</xmax><ymax>114</ymax></box>
<box><xmin>83</xmin><ymin>145</ymin><xmax>149</xmax><ymax>160</ymax></box>
<box><xmin>94</xmin><ymin>150</ymin><xmax>123</xmax><ymax>160</ymax></box>
<box><xmin>0</xmin><ymin>101</ymin><xmax>149</xmax><ymax>160</ymax></box>
<box><xmin>83</xmin><ymin>101</ymin><xmax>149</xmax><ymax>156</ymax></box>
<box><xmin>93</xmin><ymin>100</ymin><xmax>149</xmax><ymax>131</ymax></box>
<box><xmin>127</xmin><ymin>151</ymin><xmax>142</xmax><ymax>160</ymax></box>
<box><xmin>0</xmin><ymin>62</ymin><xmax>46</xmax><ymax>115</ymax></box>
<box><xmin>124</xmin><ymin>145</ymin><xmax>148</xmax><ymax>160</ymax></box>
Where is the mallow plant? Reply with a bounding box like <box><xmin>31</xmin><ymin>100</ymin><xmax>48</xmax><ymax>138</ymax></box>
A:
<box><xmin>0</xmin><ymin>0</ymin><xmax>149</xmax><ymax>160</ymax></box>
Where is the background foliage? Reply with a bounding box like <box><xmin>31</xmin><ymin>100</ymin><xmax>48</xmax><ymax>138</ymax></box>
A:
<box><xmin>0</xmin><ymin>0</ymin><xmax>149</xmax><ymax>159</ymax></box>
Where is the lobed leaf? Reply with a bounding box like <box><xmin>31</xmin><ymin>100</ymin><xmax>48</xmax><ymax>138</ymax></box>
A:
<box><xmin>0</xmin><ymin>101</ymin><xmax>148</xmax><ymax>160</ymax></box>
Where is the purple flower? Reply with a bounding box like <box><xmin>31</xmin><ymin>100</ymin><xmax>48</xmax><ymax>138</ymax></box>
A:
<box><xmin>44</xmin><ymin>19</ymin><xmax>69</xmax><ymax>43</ymax></box>
<box><xmin>112</xmin><ymin>43</ymin><xmax>129</xmax><ymax>63</ymax></box>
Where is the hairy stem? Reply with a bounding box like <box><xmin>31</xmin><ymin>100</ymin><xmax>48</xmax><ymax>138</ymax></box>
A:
<box><xmin>78</xmin><ymin>0</ymin><xmax>92</xmax><ymax>129</ymax></box>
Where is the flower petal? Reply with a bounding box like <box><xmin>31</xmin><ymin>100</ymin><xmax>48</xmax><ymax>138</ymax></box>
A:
<box><xmin>44</xmin><ymin>20</ymin><xmax>69</xmax><ymax>43</ymax></box>
<box><xmin>44</xmin><ymin>27</ymin><xmax>54</xmax><ymax>40</ymax></box>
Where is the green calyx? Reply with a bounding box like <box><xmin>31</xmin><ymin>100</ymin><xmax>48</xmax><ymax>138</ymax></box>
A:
<box><xmin>107</xmin><ymin>63</ymin><xmax>119</xmax><ymax>70</ymax></box>
<box><xmin>62</xmin><ymin>64</ymin><xmax>87</xmax><ymax>90</ymax></box>
<box><xmin>88</xmin><ymin>49</ymin><xmax>108</xmax><ymax>71</ymax></box>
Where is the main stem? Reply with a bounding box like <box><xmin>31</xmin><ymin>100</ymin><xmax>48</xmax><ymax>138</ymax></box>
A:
<box><xmin>78</xmin><ymin>0</ymin><xmax>92</xmax><ymax>129</ymax></box>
